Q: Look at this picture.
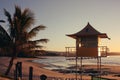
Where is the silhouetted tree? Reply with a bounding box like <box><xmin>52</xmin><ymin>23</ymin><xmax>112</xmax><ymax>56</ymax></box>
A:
<box><xmin>0</xmin><ymin>20</ymin><xmax>12</xmax><ymax>56</ymax></box>
<box><xmin>0</xmin><ymin>20</ymin><xmax>5</xmax><ymax>23</ymax></box>
<box><xmin>1</xmin><ymin>5</ymin><xmax>48</xmax><ymax>75</ymax></box>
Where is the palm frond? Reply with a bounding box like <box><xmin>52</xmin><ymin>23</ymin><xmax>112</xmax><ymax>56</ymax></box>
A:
<box><xmin>0</xmin><ymin>25</ymin><xmax>11</xmax><ymax>47</ymax></box>
<box><xmin>27</xmin><ymin>25</ymin><xmax>46</xmax><ymax>39</ymax></box>
<box><xmin>0</xmin><ymin>20</ymin><xmax>5</xmax><ymax>23</ymax></box>
<box><xmin>26</xmin><ymin>45</ymin><xmax>43</xmax><ymax>50</ymax></box>
<box><xmin>37</xmin><ymin>39</ymin><xmax>49</xmax><ymax>43</ymax></box>
<box><xmin>21</xmin><ymin>8</ymin><xmax>34</xmax><ymax>32</ymax></box>
<box><xmin>13</xmin><ymin>16</ymin><xmax>21</xmax><ymax>39</ymax></box>
<box><xmin>14</xmin><ymin>5</ymin><xmax>21</xmax><ymax>19</ymax></box>
<box><xmin>4</xmin><ymin>9</ymin><xmax>13</xmax><ymax>27</ymax></box>
<box><xmin>30</xmin><ymin>45</ymin><xmax>44</xmax><ymax>49</ymax></box>
<box><xmin>18</xmin><ymin>42</ymin><xmax>44</xmax><ymax>52</ymax></box>
<box><xmin>14</xmin><ymin>5</ymin><xmax>21</xmax><ymax>34</ymax></box>
<box><xmin>28</xmin><ymin>39</ymin><xmax>49</xmax><ymax>44</ymax></box>
<box><xmin>0</xmin><ymin>25</ymin><xmax>11</xmax><ymax>40</ymax></box>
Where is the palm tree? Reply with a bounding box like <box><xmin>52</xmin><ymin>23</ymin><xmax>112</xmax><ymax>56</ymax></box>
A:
<box><xmin>2</xmin><ymin>5</ymin><xmax>49</xmax><ymax>75</ymax></box>
<box><xmin>0</xmin><ymin>20</ymin><xmax>12</xmax><ymax>56</ymax></box>
<box><xmin>0</xmin><ymin>25</ymin><xmax>11</xmax><ymax>49</ymax></box>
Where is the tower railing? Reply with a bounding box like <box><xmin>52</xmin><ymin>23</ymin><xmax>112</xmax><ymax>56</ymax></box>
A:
<box><xmin>65</xmin><ymin>47</ymin><xmax>76</xmax><ymax>57</ymax></box>
<box><xmin>65</xmin><ymin>46</ymin><xmax>108</xmax><ymax>57</ymax></box>
<box><xmin>98</xmin><ymin>46</ymin><xmax>108</xmax><ymax>57</ymax></box>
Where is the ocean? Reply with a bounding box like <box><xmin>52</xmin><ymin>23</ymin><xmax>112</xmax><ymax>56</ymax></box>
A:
<box><xmin>33</xmin><ymin>56</ymin><xmax>120</xmax><ymax>70</ymax></box>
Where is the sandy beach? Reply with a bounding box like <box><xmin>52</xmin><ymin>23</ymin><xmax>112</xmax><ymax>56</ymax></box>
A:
<box><xmin>0</xmin><ymin>57</ymin><xmax>120</xmax><ymax>80</ymax></box>
<box><xmin>0</xmin><ymin>57</ymin><xmax>90</xmax><ymax>80</ymax></box>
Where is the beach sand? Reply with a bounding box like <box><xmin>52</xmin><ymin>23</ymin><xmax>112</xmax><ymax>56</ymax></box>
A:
<box><xmin>0</xmin><ymin>57</ymin><xmax>120</xmax><ymax>80</ymax></box>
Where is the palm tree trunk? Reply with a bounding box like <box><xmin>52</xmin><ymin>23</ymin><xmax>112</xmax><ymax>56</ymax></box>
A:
<box><xmin>5</xmin><ymin>57</ymin><xmax>15</xmax><ymax>75</ymax></box>
<box><xmin>5</xmin><ymin>43</ymin><xmax>16</xmax><ymax>75</ymax></box>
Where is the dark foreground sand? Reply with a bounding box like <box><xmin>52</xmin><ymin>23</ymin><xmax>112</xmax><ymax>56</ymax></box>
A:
<box><xmin>0</xmin><ymin>57</ymin><xmax>120</xmax><ymax>80</ymax></box>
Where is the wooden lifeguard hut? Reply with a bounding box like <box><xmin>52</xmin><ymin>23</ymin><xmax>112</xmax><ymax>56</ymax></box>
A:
<box><xmin>66</xmin><ymin>23</ymin><xmax>110</xmax><ymax>79</ymax></box>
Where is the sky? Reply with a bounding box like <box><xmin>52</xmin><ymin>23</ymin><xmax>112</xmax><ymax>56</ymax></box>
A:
<box><xmin>0</xmin><ymin>0</ymin><xmax>120</xmax><ymax>52</ymax></box>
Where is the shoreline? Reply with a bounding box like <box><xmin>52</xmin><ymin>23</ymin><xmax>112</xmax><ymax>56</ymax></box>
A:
<box><xmin>33</xmin><ymin>56</ymin><xmax>120</xmax><ymax>71</ymax></box>
<box><xmin>0</xmin><ymin>57</ymin><xmax>120</xmax><ymax>80</ymax></box>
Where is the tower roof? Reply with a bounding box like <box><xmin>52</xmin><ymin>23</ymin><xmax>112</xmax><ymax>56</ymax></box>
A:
<box><xmin>67</xmin><ymin>23</ymin><xmax>109</xmax><ymax>39</ymax></box>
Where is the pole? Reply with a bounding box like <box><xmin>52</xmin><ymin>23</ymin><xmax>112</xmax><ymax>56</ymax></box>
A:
<box><xmin>17</xmin><ymin>62</ymin><xmax>22</xmax><ymax>80</ymax></box>
<box><xmin>76</xmin><ymin>38</ymin><xmax>79</xmax><ymax>80</ymax></box>
<box><xmin>29</xmin><ymin>66</ymin><xmax>33</xmax><ymax>80</ymax></box>
<box><xmin>80</xmin><ymin>57</ymin><xmax>82</xmax><ymax>80</ymax></box>
<box><xmin>14</xmin><ymin>63</ymin><xmax>18</xmax><ymax>80</ymax></box>
<box><xmin>75</xmin><ymin>56</ymin><xmax>78</xmax><ymax>80</ymax></box>
<box><xmin>100</xmin><ymin>57</ymin><xmax>101</xmax><ymax>80</ymax></box>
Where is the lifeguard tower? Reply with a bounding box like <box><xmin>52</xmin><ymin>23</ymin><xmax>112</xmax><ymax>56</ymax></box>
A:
<box><xmin>66</xmin><ymin>23</ymin><xmax>110</xmax><ymax>80</ymax></box>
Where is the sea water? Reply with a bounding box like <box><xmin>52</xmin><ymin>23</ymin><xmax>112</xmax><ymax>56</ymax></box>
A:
<box><xmin>33</xmin><ymin>56</ymin><xmax>120</xmax><ymax>70</ymax></box>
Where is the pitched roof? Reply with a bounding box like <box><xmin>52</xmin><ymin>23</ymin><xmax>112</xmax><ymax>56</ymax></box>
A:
<box><xmin>67</xmin><ymin>23</ymin><xmax>109</xmax><ymax>39</ymax></box>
